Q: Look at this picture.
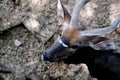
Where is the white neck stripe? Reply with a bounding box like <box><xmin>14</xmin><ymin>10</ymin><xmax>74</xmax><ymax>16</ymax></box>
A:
<box><xmin>59</xmin><ymin>39</ymin><xmax>68</xmax><ymax>47</ymax></box>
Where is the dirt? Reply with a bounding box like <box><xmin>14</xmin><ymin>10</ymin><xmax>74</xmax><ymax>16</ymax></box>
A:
<box><xmin>0</xmin><ymin>0</ymin><xmax>120</xmax><ymax>80</ymax></box>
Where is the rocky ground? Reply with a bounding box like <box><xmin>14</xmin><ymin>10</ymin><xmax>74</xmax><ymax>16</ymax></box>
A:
<box><xmin>0</xmin><ymin>0</ymin><xmax>120</xmax><ymax>80</ymax></box>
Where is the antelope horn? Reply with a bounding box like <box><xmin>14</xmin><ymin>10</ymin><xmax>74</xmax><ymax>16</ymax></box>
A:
<box><xmin>80</xmin><ymin>15</ymin><xmax>120</xmax><ymax>36</ymax></box>
<box><xmin>70</xmin><ymin>0</ymin><xmax>91</xmax><ymax>28</ymax></box>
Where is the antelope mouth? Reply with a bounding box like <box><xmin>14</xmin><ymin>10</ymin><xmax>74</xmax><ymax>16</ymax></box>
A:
<box><xmin>41</xmin><ymin>53</ymin><xmax>69</xmax><ymax>64</ymax></box>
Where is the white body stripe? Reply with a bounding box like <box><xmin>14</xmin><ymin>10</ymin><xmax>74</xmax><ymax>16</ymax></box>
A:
<box><xmin>59</xmin><ymin>39</ymin><xmax>68</xmax><ymax>47</ymax></box>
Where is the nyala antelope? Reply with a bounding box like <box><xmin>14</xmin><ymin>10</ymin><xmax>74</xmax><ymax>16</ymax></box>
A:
<box><xmin>42</xmin><ymin>0</ymin><xmax>120</xmax><ymax>80</ymax></box>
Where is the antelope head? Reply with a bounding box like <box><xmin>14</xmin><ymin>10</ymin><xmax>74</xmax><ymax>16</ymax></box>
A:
<box><xmin>42</xmin><ymin>0</ymin><xmax>120</xmax><ymax>64</ymax></box>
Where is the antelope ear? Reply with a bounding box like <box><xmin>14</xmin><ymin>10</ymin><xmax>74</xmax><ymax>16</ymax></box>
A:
<box><xmin>89</xmin><ymin>37</ymin><xmax>117</xmax><ymax>50</ymax></box>
<box><xmin>57</xmin><ymin>0</ymin><xmax>71</xmax><ymax>25</ymax></box>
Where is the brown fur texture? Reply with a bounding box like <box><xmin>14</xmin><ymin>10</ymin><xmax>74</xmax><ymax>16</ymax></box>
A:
<box><xmin>63</xmin><ymin>28</ymin><xmax>80</xmax><ymax>45</ymax></box>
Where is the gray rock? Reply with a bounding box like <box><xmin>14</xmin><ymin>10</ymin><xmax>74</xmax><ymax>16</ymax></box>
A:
<box><xmin>15</xmin><ymin>39</ymin><xmax>22</xmax><ymax>47</ymax></box>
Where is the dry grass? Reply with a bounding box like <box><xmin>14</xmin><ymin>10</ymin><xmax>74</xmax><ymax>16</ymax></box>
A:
<box><xmin>0</xmin><ymin>0</ymin><xmax>120</xmax><ymax>80</ymax></box>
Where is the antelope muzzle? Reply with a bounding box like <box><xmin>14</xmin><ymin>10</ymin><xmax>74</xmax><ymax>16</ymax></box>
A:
<box><xmin>42</xmin><ymin>37</ymin><xmax>72</xmax><ymax>64</ymax></box>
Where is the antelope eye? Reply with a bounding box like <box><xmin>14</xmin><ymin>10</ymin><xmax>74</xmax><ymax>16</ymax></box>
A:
<box><xmin>71</xmin><ymin>45</ymin><xmax>79</xmax><ymax>49</ymax></box>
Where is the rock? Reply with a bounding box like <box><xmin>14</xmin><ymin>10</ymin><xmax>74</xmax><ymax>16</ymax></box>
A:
<box><xmin>0</xmin><ymin>63</ymin><xmax>12</xmax><ymax>73</ymax></box>
<box><xmin>15</xmin><ymin>39</ymin><xmax>22</xmax><ymax>47</ymax></box>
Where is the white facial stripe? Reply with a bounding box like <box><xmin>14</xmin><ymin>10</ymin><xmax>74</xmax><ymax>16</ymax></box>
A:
<box><xmin>59</xmin><ymin>39</ymin><xmax>68</xmax><ymax>47</ymax></box>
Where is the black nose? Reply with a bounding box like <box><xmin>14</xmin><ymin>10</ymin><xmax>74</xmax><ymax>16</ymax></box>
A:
<box><xmin>41</xmin><ymin>52</ymin><xmax>53</xmax><ymax>64</ymax></box>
